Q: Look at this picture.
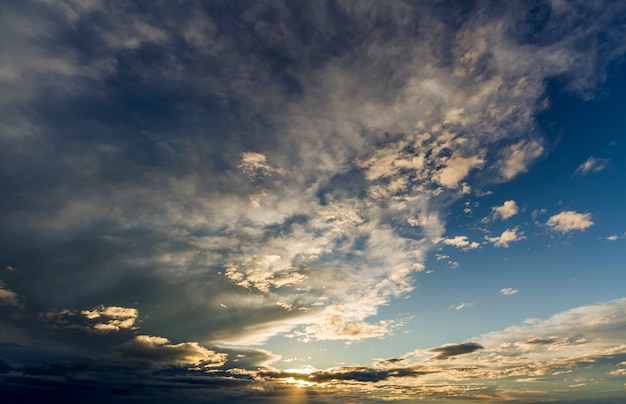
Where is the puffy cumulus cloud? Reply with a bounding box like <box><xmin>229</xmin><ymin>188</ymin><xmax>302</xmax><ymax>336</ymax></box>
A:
<box><xmin>485</xmin><ymin>227</ymin><xmax>525</xmax><ymax>247</ymax></box>
<box><xmin>427</xmin><ymin>342</ymin><xmax>484</xmax><ymax>360</ymax></box>
<box><xmin>491</xmin><ymin>200</ymin><xmax>519</xmax><ymax>220</ymax></box>
<box><xmin>500</xmin><ymin>288</ymin><xmax>519</xmax><ymax>295</ymax></box>
<box><xmin>118</xmin><ymin>335</ymin><xmax>227</xmax><ymax>369</ymax></box>
<box><xmin>436</xmin><ymin>236</ymin><xmax>480</xmax><ymax>250</ymax></box>
<box><xmin>575</xmin><ymin>156</ymin><xmax>610</xmax><ymax>175</ymax></box>
<box><xmin>546</xmin><ymin>211</ymin><xmax>594</xmax><ymax>233</ymax></box>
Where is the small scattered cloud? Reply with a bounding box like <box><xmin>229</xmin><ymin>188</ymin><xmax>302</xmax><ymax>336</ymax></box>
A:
<box><xmin>428</xmin><ymin>342</ymin><xmax>483</xmax><ymax>360</ymax></box>
<box><xmin>575</xmin><ymin>156</ymin><xmax>609</xmax><ymax>175</ymax></box>
<box><xmin>491</xmin><ymin>200</ymin><xmax>519</xmax><ymax>220</ymax></box>
<box><xmin>606</xmin><ymin>233</ymin><xmax>626</xmax><ymax>241</ymax></box>
<box><xmin>546</xmin><ymin>211</ymin><xmax>593</xmax><ymax>233</ymax></box>
<box><xmin>500</xmin><ymin>288</ymin><xmax>519</xmax><ymax>295</ymax></box>
<box><xmin>450</xmin><ymin>302</ymin><xmax>473</xmax><ymax>310</ymax></box>
<box><xmin>436</xmin><ymin>236</ymin><xmax>480</xmax><ymax>250</ymax></box>
<box><xmin>485</xmin><ymin>227</ymin><xmax>525</xmax><ymax>248</ymax></box>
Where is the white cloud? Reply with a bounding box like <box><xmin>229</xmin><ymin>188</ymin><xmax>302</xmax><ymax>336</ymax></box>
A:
<box><xmin>450</xmin><ymin>302</ymin><xmax>473</xmax><ymax>310</ymax></box>
<box><xmin>434</xmin><ymin>153</ymin><xmax>485</xmax><ymax>189</ymax></box>
<box><xmin>546</xmin><ymin>211</ymin><xmax>593</xmax><ymax>233</ymax></box>
<box><xmin>575</xmin><ymin>156</ymin><xmax>609</xmax><ymax>175</ymax></box>
<box><xmin>491</xmin><ymin>200</ymin><xmax>519</xmax><ymax>220</ymax></box>
<box><xmin>485</xmin><ymin>227</ymin><xmax>524</xmax><ymax>248</ymax></box>
<box><xmin>500</xmin><ymin>288</ymin><xmax>519</xmax><ymax>295</ymax></box>
<box><xmin>436</xmin><ymin>236</ymin><xmax>480</xmax><ymax>250</ymax></box>
<box><xmin>498</xmin><ymin>140</ymin><xmax>544</xmax><ymax>180</ymax></box>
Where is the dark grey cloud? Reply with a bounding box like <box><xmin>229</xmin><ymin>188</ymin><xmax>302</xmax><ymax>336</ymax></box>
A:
<box><xmin>257</xmin><ymin>364</ymin><xmax>438</xmax><ymax>383</ymax></box>
<box><xmin>428</xmin><ymin>342</ymin><xmax>483</xmax><ymax>360</ymax></box>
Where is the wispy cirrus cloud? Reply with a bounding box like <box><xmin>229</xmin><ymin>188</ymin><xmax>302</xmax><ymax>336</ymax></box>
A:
<box><xmin>575</xmin><ymin>156</ymin><xmax>610</xmax><ymax>175</ymax></box>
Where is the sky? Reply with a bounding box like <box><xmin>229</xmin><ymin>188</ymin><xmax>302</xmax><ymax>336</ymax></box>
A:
<box><xmin>1</xmin><ymin>1</ymin><xmax>626</xmax><ymax>403</ymax></box>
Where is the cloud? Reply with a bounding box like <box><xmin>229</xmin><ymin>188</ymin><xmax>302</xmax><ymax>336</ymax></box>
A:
<box><xmin>0</xmin><ymin>282</ymin><xmax>19</xmax><ymax>306</ymax></box>
<box><xmin>0</xmin><ymin>0</ymin><xmax>625</xmax><ymax>384</ymax></box>
<box><xmin>450</xmin><ymin>302</ymin><xmax>473</xmax><ymax>311</ymax></box>
<box><xmin>485</xmin><ymin>227</ymin><xmax>525</xmax><ymax>247</ymax></box>
<box><xmin>434</xmin><ymin>153</ymin><xmax>485</xmax><ymax>189</ymax></box>
<box><xmin>118</xmin><ymin>335</ymin><xmax>227</xmax><ymax>369</ymax></box>
<box><xmin>427</xmin><ymin>342</ymin><xmax>484</xmax><ymax>360</ymax></box>
<box><xmin>239</xmin><ymin>152</ymin><xmax>285</xmax><ymax>179</ymax></box>
<box><xmin>575</xmin><ymin>156</ymin><xmax>610</xmax><ymax>175</ymax></box>
<box><xmin>491</xmin><ymin>200</ymin><xmax>519</xmax><ymax>220</ymax></box>
<box><xmin>436</xmin><ymin>236</ymin><xmax>480</xmax><ymax>250</ymax></box>
<box><xmin>43</xmin><ymin>305</ymin><xmax>138</xmax><ymax>333</ymax></box>
<box><xmin>500</xmin><ymin>288</ymin><xmax>519</xmax><ymax>295</ymax></box>
<box><xmin>498</xmin><ymin>140</ymin><xmax>544</xmax><ymax>180</ymax></box>
<box><xmin>546</xmin><ymin>211</ymin><xmax>594</xmax><ymax>233</ymax></box>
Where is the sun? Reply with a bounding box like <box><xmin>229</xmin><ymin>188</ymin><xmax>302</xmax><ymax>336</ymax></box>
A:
<box><xmin>281</xmin><ymin>365</ymin><xmax>321</xmax><ymax>388</ymax></box>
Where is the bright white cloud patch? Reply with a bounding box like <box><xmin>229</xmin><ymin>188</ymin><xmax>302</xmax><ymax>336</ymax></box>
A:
<box><xmin>486</xmin><ymin>227</ymin><xmax>525</xmax><ymax>248</ymax></box>
<box><xmin>575</xmin><ymin>156</ymin><xmax>609</xmax><ymax>175</ymax></box>
<box><xmin>546</xmin><ymin>211</ymin><xmax>594</xmax><ymax>233</ymax></box>
<box><xmin>500</xmin><ymin>288</ymin><xmax>519</xmax><ymax>295</ymax></box>
<box><xmin>436</xmin><ymin>236</ymin><xmax>480</xmax><ymax>250</ymax></box>
<box><xmin>492</xmin><ymin>200</ymin><xmax>519</xmax><ymax>220</ymax></box>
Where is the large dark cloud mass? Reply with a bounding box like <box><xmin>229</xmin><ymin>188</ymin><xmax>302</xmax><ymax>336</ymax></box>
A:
<box><xmin>2</xmin><ymin>0</ymin><xmax>626</xmax><ymax>402</ymax></box>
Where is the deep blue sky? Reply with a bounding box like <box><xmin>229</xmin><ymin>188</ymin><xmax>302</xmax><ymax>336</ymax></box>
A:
<box><xmin>1</xmin><ymin>1</ymin><xmax>626</xmax><ymax>403</ymax></box>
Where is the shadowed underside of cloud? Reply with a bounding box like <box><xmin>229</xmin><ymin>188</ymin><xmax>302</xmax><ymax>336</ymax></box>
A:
<box><xmin>427</xmin><ymin>342</ymin><xmax>484</xmax><ymax>359</ymax></box>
